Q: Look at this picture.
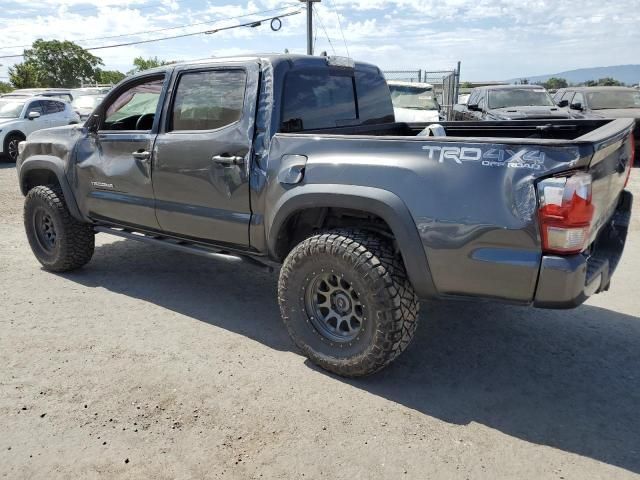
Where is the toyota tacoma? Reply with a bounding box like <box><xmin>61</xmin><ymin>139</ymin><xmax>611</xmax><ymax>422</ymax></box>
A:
<box><xmin>16</xmin><ymin>54</ymin><xmax>635</xmax><ymax>376</ymax></box>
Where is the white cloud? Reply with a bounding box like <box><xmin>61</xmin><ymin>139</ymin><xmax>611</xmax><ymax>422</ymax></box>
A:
<box><xmin>1</xmin><ymin>0</ymin><xmax>638</xmax><ymax>83</ymax></box>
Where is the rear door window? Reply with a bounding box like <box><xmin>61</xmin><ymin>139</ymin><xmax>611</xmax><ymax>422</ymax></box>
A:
<box><xmin>170</xmin><ymin>70</ymin><xmax>246</xmax><ymax>131</ymax></box>
<box><xmin>44</xmin><ymin>100</ymin><xmax>64</xmax><ymax>114</ymax></box>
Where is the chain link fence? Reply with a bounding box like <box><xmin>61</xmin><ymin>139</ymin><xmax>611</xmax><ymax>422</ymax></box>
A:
<box><xmin>383</xmin><ymin>64</ymin><xmax>461</xmax><ymax>120</ymax></box>
<box><xmin>382</xmin><ymin>70</ymin><xmax>424</xmax><ymax>83</ymax></box>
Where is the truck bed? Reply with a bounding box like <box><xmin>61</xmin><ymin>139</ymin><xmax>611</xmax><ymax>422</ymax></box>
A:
<box><xmin>295</xmin><ymin>118</ymin><xmax>624</xmax><ymax>143</ymax></box>
<box><xmin>269</xmin><ymin>117</ymin><xmax>635</xmax><ymax>304</ymax></box>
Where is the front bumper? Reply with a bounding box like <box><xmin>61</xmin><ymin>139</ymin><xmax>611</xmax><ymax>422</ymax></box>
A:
<box><xmin>534</xmin><ymin>190</ymin><xmax>632</xmax><ymax>308</ymax></box>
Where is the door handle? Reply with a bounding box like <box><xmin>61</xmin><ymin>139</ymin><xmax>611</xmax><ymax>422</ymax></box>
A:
<box><xmin>212</xmin><ymin>155</ymin><xmax>244</xmax><ymax>166</ymax></box>
<box><xmin>132</xmin><ymin>150</ymin><xmax>151</xmax><ymax>161</ymax></box>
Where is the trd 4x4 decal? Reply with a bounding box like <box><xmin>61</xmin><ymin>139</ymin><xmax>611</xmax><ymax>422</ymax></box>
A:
<box><xmin>422</xmin><ymin>145</ymin><xmax>546</xmax><ymax>170</ymax></box>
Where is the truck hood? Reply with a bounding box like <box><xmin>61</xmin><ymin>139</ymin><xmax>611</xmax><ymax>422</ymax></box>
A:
<box><xmin>487</xmin><ymin>106</ymin><xmax>572</xmax><ymax>120</ymax></box>
<box><xmin>585</xmin><ymin>108</ymin><xmax>640</xmax><ymax>119</ymax></box>
<box><xmin>394</xmin><ymin>107</ymin><xmax>440</xmax><ymax>123</ymax></box>
<box><xmin>0</xmin><ymin>117</ymin><xmax>19</xmax><ymax>128</ymax></box>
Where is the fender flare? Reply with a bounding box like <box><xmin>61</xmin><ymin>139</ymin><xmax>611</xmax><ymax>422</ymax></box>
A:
<box><xmin>267</xmin><ymin>184</ymin><xmax>437</xmax><ymax>299</ymax></box>
<box><xmin>18</xmin><ymin>156</ymin><xmax>84</xmax><ymax>221</ymax></box>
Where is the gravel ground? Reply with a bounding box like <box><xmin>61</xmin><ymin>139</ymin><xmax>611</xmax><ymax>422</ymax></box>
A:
<box><xmin>1</xmin><ymin>163</ymin><xmax>640</xmax><ymax>480</ymax></box>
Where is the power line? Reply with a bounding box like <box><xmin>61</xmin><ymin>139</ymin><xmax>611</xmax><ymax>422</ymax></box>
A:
<box><xmin>0</xmin><ymin>9</ymin><xmax>302</xmax><ymax>60</ymax></box>
<box><xmin>327</xmin><ymin>0</ymin><xmax>349</xmax><ymax>57</ymax></box>
<box><xmin>0</xmin><ymin>4</ymin><xmax>299</xmax><ymax>51</ymax></box>
<box><xmin>313</xmin><ymin>7</ymin><xmax>336</xmax><ymax>55</ymax></box>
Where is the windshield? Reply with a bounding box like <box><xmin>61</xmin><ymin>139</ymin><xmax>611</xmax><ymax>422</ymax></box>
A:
<box><xmin>0</xmin><ymin>99</ymin><xmax>25</xmax><ymax>118</ymax></box>
<box><xmin>586</xmin><ymin>91</ymin><xmax>640</xmax><ymax>110</ymax></box>
<box><xmin>389</xmin><ymin>85</ymin><xmax>439</xmax><ymax>110</ymax></box>
<box><xmin>488</xmin><ymin>89</ymin><xmax>555</xmax><ymax>109</ymax></box>
<box><xmin>72</xmin><ymin>95</ymin><xmax>104</xmax><ymax>110</ymax></box>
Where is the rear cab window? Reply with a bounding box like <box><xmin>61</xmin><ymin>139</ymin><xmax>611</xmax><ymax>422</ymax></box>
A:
<box><xmin>280</xmin><ymin>65</ymin><xmax>393</xmax><ymax>132</ymax></box>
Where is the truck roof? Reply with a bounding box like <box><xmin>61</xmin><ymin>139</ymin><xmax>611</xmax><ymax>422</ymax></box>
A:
<box><xmin>387</xmin><ymin>81</ymin><xmax>434</xmax><ymax>89</ymax></box>
<box><xmin>561</xmin><ymin>86</ymin><xmax>638</xmax><ymax>93</ymax></box>
<box><xmin>135</xmin><ymin>54</ymin><xmax>381</xmax><ymax>75</ymax></box>
<box><xmin>477</xmin><ymin>84</ymin><xmax>547</xmax><ymax>91</ymax></box>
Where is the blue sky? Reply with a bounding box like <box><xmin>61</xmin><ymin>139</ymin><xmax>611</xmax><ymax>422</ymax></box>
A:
<box><xmin>0</xmin><ymin>0</ymin><xmax>638</xmax><ymax>82</ymax></box>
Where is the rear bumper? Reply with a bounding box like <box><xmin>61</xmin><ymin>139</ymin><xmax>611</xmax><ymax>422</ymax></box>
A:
<box><xmin>534</xmin><ymin>190</ymin><xmax>632</xmax><ymax>308</ymax></box>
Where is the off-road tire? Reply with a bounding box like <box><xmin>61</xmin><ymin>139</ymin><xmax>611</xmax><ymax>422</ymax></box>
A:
<box><xmin>24</xmin><ymin>185</ymin><xmax>95</xmax><ymax>272</ymax></box>
<box><xmin>278</xmin><ymin>229</ymin><xmax>420</xmax><ymax>377</ymax></box>
<box><xmin>3</xmin><ymin>133</ymin><xmax>23</xmax><ymax>162</ymax></box>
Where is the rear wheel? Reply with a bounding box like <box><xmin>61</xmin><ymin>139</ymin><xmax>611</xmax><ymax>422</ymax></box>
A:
<box><xmin>24</xmin><ymin>186</ymin><xmax>95</xmax><ymax>272</ymax></box>
<box><xmin>278</xmin><ymin>229</ymin><xmax>419</xmax><ymax>377</ymax></box>
<box><xmin>3</xmin><ymin>133</ymin><xmax>23</xmax><ymax>162</ymax></box>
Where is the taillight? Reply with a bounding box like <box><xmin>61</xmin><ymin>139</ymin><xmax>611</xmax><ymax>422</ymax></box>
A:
<box><xmin>625</xmin><ymin>134</ymin><xmax>635</xmax><ymax>187</ymax></box>
<box><xmin>538</xmin><ymin>172</ymin><xmax>594</xmax><ymax>254</ymax></box>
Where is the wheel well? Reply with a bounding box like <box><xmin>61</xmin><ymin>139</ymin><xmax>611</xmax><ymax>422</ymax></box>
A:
<box><xmin>3</xmin><ymin>130</ymin><xmax>26</xmax><ymax>145</ymax></box>
<box><xmin>274</xmin><ymin>207</ymin><xmax>396</xmax><ymax>261</ymax></box>
<box><xmin>22</xmin><ymin>169</ymin><xmax>61</xmax><ymax>195</ymax></box>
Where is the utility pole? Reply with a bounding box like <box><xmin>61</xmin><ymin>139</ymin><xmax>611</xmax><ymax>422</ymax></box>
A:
<box><xmin>300</xmin><ymin>0</ymin><xmax>321</xmax><ymax>55</ymax></box>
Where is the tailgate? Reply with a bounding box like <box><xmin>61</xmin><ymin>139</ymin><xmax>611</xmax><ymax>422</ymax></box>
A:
<box><xmin>582</xmin><ymin>119</ymin><xmax>635</xmax><ymax>245</ymax></box>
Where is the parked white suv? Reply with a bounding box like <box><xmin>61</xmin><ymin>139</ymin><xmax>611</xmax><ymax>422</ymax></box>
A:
<box><xmin>0</xmin><ymin>96</ymin><xmax>80</xmax><ymax>162</ymax></box>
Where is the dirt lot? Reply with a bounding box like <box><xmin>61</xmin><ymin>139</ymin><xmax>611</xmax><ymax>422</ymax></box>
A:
<box><xmin>1</xmin><ymin>163</ymin><xmax>639</xmax><ymax>480</ymax></box>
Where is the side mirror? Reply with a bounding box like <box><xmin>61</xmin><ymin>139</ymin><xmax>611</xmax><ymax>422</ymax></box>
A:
<box><xmin>27</xmin><ymin>111</ymin><xmax>41</xmax><ymax>120</ymax></box>
<box><xmin>557</xmin><ymin>100</ymin><xmax>569</xmax><ymax>108</ymax></box>
<box><xmin>570</xmin><ymin>102</ymin><xmax>583</xmax><ymax>111</ymax></box>
<box><xmin>468</xmin><ymin>103</ymin><xmax>480</xmax><ymax>111</ymax></box>
<box><xmin>87</xmin><ymin>114</ymin><xmax>100</xmax><ymax>133</ymax></box>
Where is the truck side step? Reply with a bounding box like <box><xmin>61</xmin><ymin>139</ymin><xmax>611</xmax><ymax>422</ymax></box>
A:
<box><xmin>94</xmin><ymin>226</ymin><xmax>275</xmax><ymax>271</ymax></box>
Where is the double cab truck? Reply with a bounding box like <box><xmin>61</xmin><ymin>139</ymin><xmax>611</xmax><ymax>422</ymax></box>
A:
<box><xmin>17</xmin><ymin>55</ymin><xmax>635</xmax><ymax>376</ymax></box>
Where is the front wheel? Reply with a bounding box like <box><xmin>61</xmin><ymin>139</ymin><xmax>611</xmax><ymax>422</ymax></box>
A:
<box><xmin>24</xmin><ymin>186</ymin><xmax>95</xmax><ymax>272</ymax></box>
<box><xmin>3</xmin><ymin>133</ymin><xmax>23</xmax><ymax>162</ymax></box>
<box><xmin>278</xmin><ymin>229</ymin><xmax>420</xmax><ymax>377</ymax></box>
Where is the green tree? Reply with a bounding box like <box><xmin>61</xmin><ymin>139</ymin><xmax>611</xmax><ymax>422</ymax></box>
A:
<box><xmin>9</xmin><ymin>39</ymin><xmax>103</xmax><ymax>88</ymax></box>
<box><xmin>581</xmin><ymin>78</ymin><xmax>624</xmax><ymax>87</ymax></box>
<box><xmin>543</xmin><ymin>77</ymin><xmax>568</xmax><ymax>90</ymax></box>
<box><xmin>8</xmin><ymin>62</ymin><xmax>42</xmax><ymax>88</ymax></box>
<box><xmin>0</xmin><ymin>81</ymin><xmax>13</xmax><ymax>94</ymax></box>
<box><xmin>596</xmin><ymin>77</ymin><xmax>623</xmax><ymax>86</ymax></box>
<box><xmin>95</xmin><ymin>68</ymin><xmax>126</xmax><ymax>85</ymax></box>
<box><xmin>460</xmin><ymin>81</ymin><xmax>474</xmax><ymax>89</ymax></box>
<box><xmin>128</xmin><ymin>56</ymin><xmax>170</xmax><ymax>75</ymax></box>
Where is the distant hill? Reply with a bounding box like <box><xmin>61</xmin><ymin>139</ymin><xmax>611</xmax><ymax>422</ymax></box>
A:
<box><xmin>511</xmin><ymin>65</ymin><xmax>640</xmax><ymax>86</ymax></box>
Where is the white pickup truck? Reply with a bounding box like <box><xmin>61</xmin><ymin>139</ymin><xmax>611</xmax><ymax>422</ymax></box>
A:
<box><xmin>387</xmin><ymin>80</ymin><xmax>441</xmax><ymax>123</ymax></box>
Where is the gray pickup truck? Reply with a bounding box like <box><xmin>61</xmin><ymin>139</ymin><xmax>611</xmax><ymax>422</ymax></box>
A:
<box><xmin>452</xmin><ymin>85</ymin><xmax>573</xmax><ymax>121</ymax></box>
<box><xmin>16</xmin><ymin>54</ymin><xmax>635</xmax><ymax>377</ymax></box>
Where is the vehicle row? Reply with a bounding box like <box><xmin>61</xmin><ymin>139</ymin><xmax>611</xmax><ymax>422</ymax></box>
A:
<box><xmin>451</xmin><ymin>85</ymin><xmax>640</xmax><ymax>127</ymax></box>
<box><xmin>0</xmin><ymin>96</ymin><xmax>80</xmax><ymax>161</ymax></box>
<box><xmin>0</xmin><ymin>87</ymin><xmax>111</xmax><ymax>161</ymax></box>
<box><xmin>3</xmin><ymin>78</ymin><xmax>639</xmax><ymax>163</ymax></box>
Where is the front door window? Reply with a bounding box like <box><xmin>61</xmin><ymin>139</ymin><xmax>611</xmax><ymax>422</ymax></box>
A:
<box><xmin>102</xmin><ymin>78</ymin><xmax>164</xmax><ymax>131</ymax></box>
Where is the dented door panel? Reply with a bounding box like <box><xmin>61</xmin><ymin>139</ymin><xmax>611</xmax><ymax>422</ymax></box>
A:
<box><xmin>75</xmin><ymin>132</ymin><xmax>160</xmax><ymax>229</ymax></box>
